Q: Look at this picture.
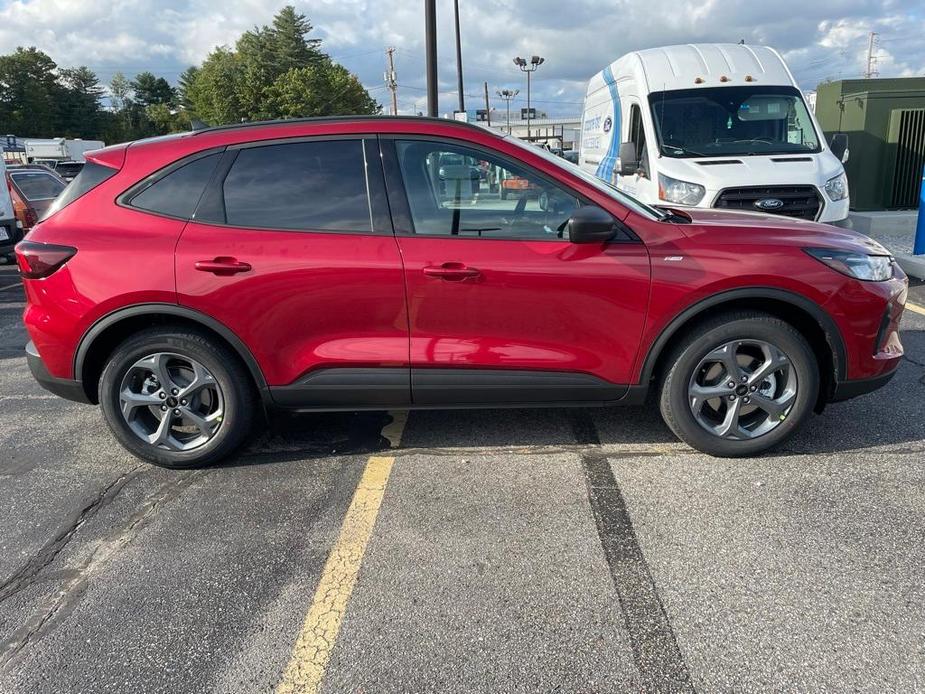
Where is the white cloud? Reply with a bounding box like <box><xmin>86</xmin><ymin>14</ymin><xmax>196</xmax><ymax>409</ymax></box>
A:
<box><xmin>0</xmin><ymin>0</ymin><xmax>922</xmax><ymax>116</ymax></box>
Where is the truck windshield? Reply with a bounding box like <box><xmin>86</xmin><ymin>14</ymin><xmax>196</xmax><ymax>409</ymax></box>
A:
<box><xmin>649</xmin><ymin>85</ymin><xmax>820</xmax><ymax>158</ymax></box>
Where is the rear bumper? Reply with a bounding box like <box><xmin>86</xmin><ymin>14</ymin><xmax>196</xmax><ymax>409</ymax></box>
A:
<box><xmin>26</xmin><ymin>340</ymin><xmax>91</xmax><ymax>404</ymax></box>
<box><xmin>0</xmin><ymin>219</ymin><xmax>23</xmax><ymax>255</ymax></box>
<box><xmin>830</xmin><ymin>368</ymin><xmax>897</xmax><ymax>402</ymax></box>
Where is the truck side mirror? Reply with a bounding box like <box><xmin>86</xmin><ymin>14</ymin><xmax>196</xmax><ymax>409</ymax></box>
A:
<box><xmin>829</xmin><ymin>133</ymin><xmax>849</xmax><ymax>163</ymax></box>
<box><xmin>618</xmin><ymin>142</ymin><xmax>638</xmax><ymax>176</ymax></box>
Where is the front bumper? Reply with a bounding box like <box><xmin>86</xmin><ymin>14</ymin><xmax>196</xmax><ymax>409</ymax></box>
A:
<box><xmin>26</xmin><ymin>340</ymin><xmax>91</xmax><ymax>404</ymax></box>
<box><xmin>830</xmin><ymin>368</ymin><xmax>898</xmax><ymax>402</ymax></box>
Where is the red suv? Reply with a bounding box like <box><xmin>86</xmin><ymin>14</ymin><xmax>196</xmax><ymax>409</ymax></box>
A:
<box><xmin>16</xmin><ymin>117</ymin><xmax>907</xmax><ymax>467</ymax></box>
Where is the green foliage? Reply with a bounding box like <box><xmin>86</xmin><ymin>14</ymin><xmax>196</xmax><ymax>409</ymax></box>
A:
<box><xmin>0</xmin><ymin>5</ymin><xmax>379</xmax><ymax>144</ymax></box>
<box><xmin>186</xmin><ymin>5</ymin><xmax>380</xmax><ymax>124</ymax></box>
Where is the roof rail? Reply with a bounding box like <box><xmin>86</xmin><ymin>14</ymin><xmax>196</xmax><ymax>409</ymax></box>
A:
<box><xmin>191</xmin><ymin>114</ymin><xmax>501</xmax><ymax>137</ymax></box>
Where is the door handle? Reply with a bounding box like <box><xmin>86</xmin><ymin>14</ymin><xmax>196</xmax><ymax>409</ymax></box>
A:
<box><xmin>194</xmin><ymin>257</ymin><xmax>252</xmax><ymax>276</ymax></box>
<box><xmin>423</xmin><ymin>262</ymin><xmax>481</xmax><ymax>281</ymax></box>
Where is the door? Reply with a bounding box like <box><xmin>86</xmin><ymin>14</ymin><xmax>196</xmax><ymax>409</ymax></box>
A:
<box><xmin>174</xmin><ymin>137</ymin><xmax>410</xmax><ymax>407</ymax></box>
<box><xmin>382</xmin><ymin>137</ymin><xmax>650</xmax><ymax>406</ymax></box>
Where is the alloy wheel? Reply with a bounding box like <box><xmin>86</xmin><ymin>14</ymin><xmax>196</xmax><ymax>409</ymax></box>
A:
<box><xmin>118</xmin><ymin>352</ymin><xmax>225</xmax><ymax>451</ymax></box>
<box><xmin>687</xmin><ymin>340</ymin><xmax>797</xmax><ymax>440</ymax></box>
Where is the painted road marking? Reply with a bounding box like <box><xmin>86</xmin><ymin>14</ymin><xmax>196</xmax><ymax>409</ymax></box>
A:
<box><xmin>276</xmin><ymin>412</ymin><xmax>407</xmax><ymax>694</ymax></box>
<box><xmin>906</xmin><ymin>302</ymin><xmax>925</xmax><ymax>317</ymax></box>
<box><xmin>0</xmin><ymin>282</ymin><xmax>22</xmax><ymax>292</ymax></box>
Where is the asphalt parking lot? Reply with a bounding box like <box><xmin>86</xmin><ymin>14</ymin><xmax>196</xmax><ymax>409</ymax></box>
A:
<box><xmin>2</xmin><ymin>257</ymin><xmax>925</xmax><ymax>693</ymax></box>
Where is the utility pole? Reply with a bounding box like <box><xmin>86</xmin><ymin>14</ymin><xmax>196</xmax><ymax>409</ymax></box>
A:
<box><xmin>513</xmin><ymin>55</ymin><xmax>544</xmax><ymax>141</ymax></box>
<box><xmin>385</xmin><ymin>47</ymin><xmax>398</xmax><ymax>115</ymax></box>
<box><xmin>865</xmin><ymin>32</ymin><xmax>879</xmax><ymax>79</ymax></box>
<box><xmin>424</xmin><ymin>0</ymin><xmax>438</xmax><ymax>117</ymax></box>
<box><xmin>453</xmin><ymin>0</ymin><xmax>465</xmax><ymax>113</ymax></box>
<box><xmin>483</xmin><ymin>81</ymin><xmax>491</xmax><ymax>127</ymax></box>
<box><xmin>496</xmin><ymin>88</ymin><xmax>518</xmax><ymax>133</ymax></box>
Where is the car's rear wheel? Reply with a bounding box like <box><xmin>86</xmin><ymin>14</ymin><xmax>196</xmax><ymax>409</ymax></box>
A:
<box><xmin>99</xmin><ymin>327</ymin><xmax>256</xmax><ymax>468</ymax></box>
<box><xmin>659</xmin><ymin>312</ymin><xmax>819</xmax><ymax>457</ymax></box>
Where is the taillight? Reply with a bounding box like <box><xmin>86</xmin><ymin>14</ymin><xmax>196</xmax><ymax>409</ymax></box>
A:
<box><xmin>23</xmin><ymin>206</ymin><xmax>38</xmax><ymax>230</ymax></box>
<box><xmin>15</xmin><ymin>241</ymin><xmax>77</xmax><ymax>279</ymax></box>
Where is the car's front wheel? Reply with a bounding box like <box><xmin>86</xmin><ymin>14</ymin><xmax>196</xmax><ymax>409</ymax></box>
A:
<box><xmin>659</xmin><ymin>312</ymin><xmax>819</xmax><ymax>457</ymax></box>
<box><xmin>99</xmin><ymin>327</ymin><xmax>256</xmax><ymax>468</ymax></box>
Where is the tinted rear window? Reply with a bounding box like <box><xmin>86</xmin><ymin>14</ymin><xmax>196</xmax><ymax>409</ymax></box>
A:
<box><xmin>40</xmin><ymin>161</ymin><xmax>117</xmax><ymax>221</ymax></box>
<box><xmin>129</xmin><ymin>153</ymin><xmax>221</xmax><ymax>219</ymax></box>
<box><xmin>11</xmin><ymin>172</ymin><xmax>66</xmax><ymax>201</ymax></box>
<box><xmin>221</xmin><ymin>140</ymin><xmax>371</xmax><ymax>232</ymax></box>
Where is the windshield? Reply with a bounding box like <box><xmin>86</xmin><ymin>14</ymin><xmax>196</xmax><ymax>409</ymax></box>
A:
<box><xmin>504</xmin><ymin>134</ymin><xmax>666</xmax><ymax>221</ymax></box>
<box><xmin>649</xmin><ymin>86</ymin><xmax>820</xmax><ymax>158</ymax></box>
<box><xmin>10</xmin><ymin>171</ymin><xmax>66</xmax><ymax>201</ymax></box>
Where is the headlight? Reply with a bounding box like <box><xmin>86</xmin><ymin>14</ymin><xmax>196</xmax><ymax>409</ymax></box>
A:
<box><xmin>804</xmin><ymin>248</ymin><xmax>893</xmax><ymax>281</ymax></box>
<box><xmin>824</xmin><ymin>173</ymin><xmax>848</xmax><ymax>202</ymax></box>
<box><xmin>658</xmin><ymin>174</ymin><xmax>706</xmax><ymax>206</ymax></box>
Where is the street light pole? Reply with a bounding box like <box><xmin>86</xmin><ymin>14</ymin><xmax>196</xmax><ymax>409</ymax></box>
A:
<box><xmin>453</xmin><ymin>0</ymin><xmax>465</xmax><ymax>114</ymax></box>
<box><xmin>496</xmin><ymin>89</ymin><xmax>518</xmax><ymax>134</ymax></box>
<box><xmin>513</xmin><ymin>55</ymin><xmax>544</xmax><ymax>141</ymax></box>
<box><xmin>425</xmin><ymin>0</ymin><xmax>438</xmax><ymax>117</ymax></box>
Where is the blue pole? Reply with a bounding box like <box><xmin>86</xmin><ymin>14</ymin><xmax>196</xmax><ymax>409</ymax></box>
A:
<box><xmin>916</xmin><ymin>164</ymin><xmax>925</xmax><ymax>256</ymax></box>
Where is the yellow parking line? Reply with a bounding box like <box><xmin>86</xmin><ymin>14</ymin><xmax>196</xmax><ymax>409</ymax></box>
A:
<box><xmin>906</xmin><ymin>302</ymin><xmax>925</xmax><ymax>317</ymax></box>
<box><xmin>276</xmin><ymin>412</ymin><xmax>407</xmax><ymax>694</ymax></box>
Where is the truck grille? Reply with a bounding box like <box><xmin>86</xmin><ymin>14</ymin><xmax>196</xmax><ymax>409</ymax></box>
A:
<box><xmin>713</xmin><ymin>186</ymin><xmax>822</xmax><ymax>221</ymax></box>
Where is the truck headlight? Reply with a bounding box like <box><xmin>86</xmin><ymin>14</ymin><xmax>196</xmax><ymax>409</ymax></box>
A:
<box><xmin>804</xmin><ymin>248</ymin><xmax>893</xmax><ymax>281</ymax></box>
<box><xmin>824</xmin><ymin>173</ymin><xmax>848</xmax><ymax>202</ymax></box>
<box><xmin>658</xmin><ymin>174</ymin><xmax>706</xmax><ymax>206</ymax></box>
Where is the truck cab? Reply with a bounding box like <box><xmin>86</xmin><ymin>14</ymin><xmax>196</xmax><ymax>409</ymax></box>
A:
<box><xmin>579</xmin><ymin>44</ymin><xmax>850</xmax><ymax>225</ymax></box>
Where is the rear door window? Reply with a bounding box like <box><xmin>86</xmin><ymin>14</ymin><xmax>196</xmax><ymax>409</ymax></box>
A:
<box><xmin>220</xmin><ymin>140</ymin><xmax>372</xmax><ymax>232</ymax></box>
<box><xmin>128</xmin><ymin>152</ymin><xmax>222</xmax><ymax>219</ymax></box>
<box><xmin>10</xmin><ymin>172</ymin><xmax>66</xmax><ymax>201</ymax></box>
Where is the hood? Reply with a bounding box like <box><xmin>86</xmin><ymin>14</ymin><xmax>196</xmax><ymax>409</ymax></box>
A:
<box><xmin>675</xmin><ymin>206</ymin><xmax>890</xmax><ymax>256</ymax></box>
<box><xmin>658</xmin><ymin>151</ymin><xmax>844</xmax><ymax>190</ymax></box>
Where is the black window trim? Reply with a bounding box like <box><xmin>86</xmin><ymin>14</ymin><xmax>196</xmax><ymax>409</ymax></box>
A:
<box><xmin>378</xmin><ymin>134</ymin><xmax>639</xmax><ymax>243</ymax></box>
<box><xmin>116</xmin><ymin>146</ymin><xmax>227</xmax><ymax>222</ymax></box>
<box><xmin>190</xmin><ymin>134</ymin><xmax>391</xmax><ymax>237</ymax></box>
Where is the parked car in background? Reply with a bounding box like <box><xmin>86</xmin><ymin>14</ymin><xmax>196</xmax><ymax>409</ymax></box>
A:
<box><xmin>579</xmin><ymin>43</ymin><xmax>850</xmax><ymax>225</ymax></box>
<box><xmin>15</xmin><ymin>117</ymin><xmax>905</xmax><ymax>468</ymax></box>
<box><xmin>7</xmin><ymin>165</ymin><xmax>67</xmax><ymax>234</ymax></box>
<box><xmin>0</xmin><ymin>158</ymin><xmax>22</xmax><ymax>260</ymax></box>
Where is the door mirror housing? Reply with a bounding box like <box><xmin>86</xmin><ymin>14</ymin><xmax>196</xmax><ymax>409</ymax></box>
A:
<box><xmin>568</xmin><ymin>206</ymin><xmax>617</xmax><ymax>244</ymax></box>
<box><xmin>618</xmin><ymin>142</ymin><xmax>638</xmax><ymax>176</ymax></box>
<box><xmin>829</xmin><ymin>133</ymin><xmax>849</xmax><ymax>163</ymax></box>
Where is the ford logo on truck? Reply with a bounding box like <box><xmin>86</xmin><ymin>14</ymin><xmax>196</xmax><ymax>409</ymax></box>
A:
<box><xmin>754</xmin><ymin>198</ymin><xmax>784</xmax><ymax>211</ymax></box>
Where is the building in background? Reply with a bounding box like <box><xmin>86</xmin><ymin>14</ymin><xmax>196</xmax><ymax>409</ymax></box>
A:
<box><xmin>815</xmin><ymin>77</ymin><xmax>925</xmax><ymax>210</ymax></box>
<box><xmin>485</xmin><ymin>116</ymin><xmax>582</xmax><ymax>151</ymax></box>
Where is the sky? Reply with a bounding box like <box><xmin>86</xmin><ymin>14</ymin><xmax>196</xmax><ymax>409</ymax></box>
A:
<box><xmin>0</xmin><ymin>0</ymin><xmax>923</xmax><ymax>119</ymax></box>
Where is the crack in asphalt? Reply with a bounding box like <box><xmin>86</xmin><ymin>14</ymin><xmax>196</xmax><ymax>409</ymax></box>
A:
<box><xmin>0</xmin><ymin>469</ymin><xmax>207</xmax><ymax>671</ymax></box>
<box><xmin>0</xmin><ymin>467</ymin><xmax>141</xmax><ymax>605</ymax></box>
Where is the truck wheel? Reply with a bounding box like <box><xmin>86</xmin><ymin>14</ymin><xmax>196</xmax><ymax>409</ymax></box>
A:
<box><xmin>659</xmin><ymin>312</ymin><xmax>819</xmax><ymax>457</ymax></box>
<box><xmin>99</xmin><ymin>327</ymin><xmax>256</xmax><ymax>468</ymax></box>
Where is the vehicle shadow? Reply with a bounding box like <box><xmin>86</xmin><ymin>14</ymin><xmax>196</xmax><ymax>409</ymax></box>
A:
<box><xmin>233</xmin><ymin>326</ymin><xmax>925</xmax><ymax>466</ymax></box>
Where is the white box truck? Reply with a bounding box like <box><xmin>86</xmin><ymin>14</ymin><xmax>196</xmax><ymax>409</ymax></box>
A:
<box><xmin>579</xmin><ymin>44</ymin><xmax>850</xmax><ymax>225</ymax></box>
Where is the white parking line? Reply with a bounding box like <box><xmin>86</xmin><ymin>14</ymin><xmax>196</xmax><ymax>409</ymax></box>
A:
<box><xmin>0</xmin><ymin>282</ymin><xmax>22</xmax><ymax>292</ymax></box>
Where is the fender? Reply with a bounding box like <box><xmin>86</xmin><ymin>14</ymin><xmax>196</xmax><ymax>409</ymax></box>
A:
<box><xmin>637</xmin><ymin>287</ymin><xmax>847</xmax><ymax>384</ymax></box>
<box><xmin>74</xmin><ymin>303</ymin><xmax>269</xmax><ymax>394</ymax></box>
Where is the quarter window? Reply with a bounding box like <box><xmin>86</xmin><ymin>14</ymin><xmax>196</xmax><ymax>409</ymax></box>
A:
<box><xmin>222</xmin><ymin>140</ymin><xmax>372</xmax><ymax>232</ymax></box>
<box><xmin>130</xmin><ymin>152</ymin><xmax>221</xmax><ymax>219</ymax></box>
<box><xmin>395</xmin><ymin>140</ymin><xmax>580</xmax><ymax>240</ymax></box>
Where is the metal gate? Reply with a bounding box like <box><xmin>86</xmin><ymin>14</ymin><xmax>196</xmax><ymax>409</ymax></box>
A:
<box><xmin>890</xmin><ymin>108</ymin><xmax>925</xmax><ymax>208</ymax></box>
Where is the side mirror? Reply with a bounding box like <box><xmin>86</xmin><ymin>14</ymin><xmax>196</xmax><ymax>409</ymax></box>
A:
<box><xmin>568</xmin><ymin>206</ymin><xmax>617</xmax><ymax>244</ymax></box>
<box><xmin>829</xmin><ymin>133</ymin><xmax>849</xmax><ymax>163</ymax></box>
<box><xmin>618</xmin><ymin>142</ymin><xmax>638</xmax><ymax>176</ymax></box>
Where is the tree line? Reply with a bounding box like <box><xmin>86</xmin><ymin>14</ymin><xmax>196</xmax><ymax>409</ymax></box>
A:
<box><xmin>0</xmin><ymin>6</ymin><xmax>380</xmax><ymax>144</ymax></box>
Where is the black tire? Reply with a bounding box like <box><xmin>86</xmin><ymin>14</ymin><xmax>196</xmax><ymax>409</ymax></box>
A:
<box><xmin>659</xmin><ymin>311</ymin><xmax>819</xmax><ymax>457</ymax></box>
<box><xmin>99</xmin><ymin>327</ymin><xmax>256</xmax><ymax>468</ymax></box>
